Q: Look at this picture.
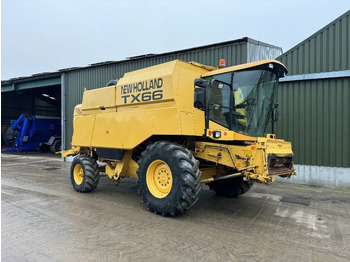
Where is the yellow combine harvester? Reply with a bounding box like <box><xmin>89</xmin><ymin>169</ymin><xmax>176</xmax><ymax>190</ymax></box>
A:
<box><xmin>62</xmin><ymin>59</ymin><xmax>296</xmax><ymax>216</ymax></box>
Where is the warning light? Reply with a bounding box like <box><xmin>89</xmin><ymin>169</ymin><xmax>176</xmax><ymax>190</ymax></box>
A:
<box><xmin>218</xmin><ymin>59</ymin><xmax>226</xmax><ymax>68</ymax></box>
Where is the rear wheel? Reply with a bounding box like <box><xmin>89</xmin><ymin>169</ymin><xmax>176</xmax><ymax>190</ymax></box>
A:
<box><xmin>70</xmin><ymin>155</ymin><xmax>100</xmax><ymax>192</ymax></box>
<box><xmin>2</xmin><ymin>126</ymin><xmax>15</xmax><ymax>147</ymax></box>
<box><xmin>50</xmin><ymin>139</ymin><xmax>61</xmax><ymax>153</ymax></box>
<box><xmin>137</xmin><ymin>141</ymin><xmax>202</xmax><ymax>216</ymax></box>
<box><xmin>208</xmin><ymin>177</ymin><xmax>253</xmax><ymax>198</ymax></box>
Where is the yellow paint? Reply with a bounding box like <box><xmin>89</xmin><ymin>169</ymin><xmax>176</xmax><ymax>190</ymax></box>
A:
<box><xmin>73</xmin><ymin>164</ymin><xmax>84</xmax><ymax>185</ymax></box>
<box><xmin>82</xmin><ymin>85</ymin><xmax>116</xmax><ymax>111</ymax></box>
<box><xmin>61</xmin><ymin>147</ymin><xmax>80</xmax><ymax>158</ymax></box>
<box><xmin>104</xmin><ymin>150</ymin><xmax>134</xmax><ymax>180</ymax></box>
<box><xmin>206</xmin><ymin>122</ymin><xmax>257</xmax><ymax>141</ymax></box>
<box><xmin>200</xmin><ymin>167</ymin><xmax>218</xmax><ymax>181</ymax></box>
<box><xmin>195</xmin><ymin>139</ymin><xmax>295</xmax><ymax>184</ymax></box>
<box><xmin>202</xmin><ymin>59</ymin><xmax>288</xmax><ymax>77</ymax></box>
<box><xmin>114</xmin><ymin>150</ymin><xmax>133</xmax><ymax>178</ymax></box>
<box><xmin>72</xmin><ymin>114</ymin><xmax>95</xmax><ymax>147</ymax></box>
<box><xmin>244</xmin><ymin>150</ymin><xmax>252</xmax><ymax>157</ymax></box>
<box><xmin>72</xmin><ymin>60</ymin><xmax>209</xmax><ymax>150</ymax></box>
<box><xmin>126</xmin><ymin>159</ymin><xmax>139</xmax><ymax>179</ymax></box>
<box><xmin>195</xmin><ymin>142</ymin><xmax>236</xmax><ymax>168</ymax></box>
<box><xmin>146</xmin><ymin>160</ymin><xmax>173</xmax><ymax>198</ymax></box>
<box><xmin>105</xmin><ymin>162</ymin><xmax>116</xmax><ymax>179</ymax></box>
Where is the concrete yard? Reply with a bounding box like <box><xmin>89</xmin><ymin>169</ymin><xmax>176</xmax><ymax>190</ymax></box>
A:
<box><xmin>2</xmin><ymin>152</ymin><xmax>350</xmax><ymax>262</ymax></box>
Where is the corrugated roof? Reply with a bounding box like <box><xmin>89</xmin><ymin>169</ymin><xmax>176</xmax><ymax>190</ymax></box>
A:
<box><xmin>2</xmin><ymin>37</ymin><xmax>280</xmax><ymax>85</ymax></box>
<box><xmin>2</xmin><ymin>71</ymin><xmax>62</xmax><ymax>86</ymax></box>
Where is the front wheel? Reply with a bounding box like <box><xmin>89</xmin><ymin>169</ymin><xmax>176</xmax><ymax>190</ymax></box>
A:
<box><xmin>208</xmin><ymin>177</ymin><xmax>253</xmax><ymax>198</ymax></box>
<box><xmin>137</xmin><ymin>141</ymin><xmax>202</xmax><ymax>216</ymax></box>
<box><xmin>70</xmin><ymin>155</ymin><xmax>100</xmax><ymax>192</ymax></box>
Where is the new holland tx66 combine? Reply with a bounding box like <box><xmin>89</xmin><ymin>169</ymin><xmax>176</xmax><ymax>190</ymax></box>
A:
<box><xmin>62</xmin><ymin>59</ymin><xmax>296</xmax><ymax>216</ymax></box>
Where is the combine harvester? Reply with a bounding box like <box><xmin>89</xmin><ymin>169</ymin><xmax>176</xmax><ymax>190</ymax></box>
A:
<box><xmin>62</xmin><ymin>59</ymin><xmax>296</xmax><ymax>216</ymax></box>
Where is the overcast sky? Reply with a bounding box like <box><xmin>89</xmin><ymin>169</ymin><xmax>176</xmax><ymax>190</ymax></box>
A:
<box><xmin>1</xmin><ymin>1</ymin><xmax>349</xmax><ymax>80</ymax></box>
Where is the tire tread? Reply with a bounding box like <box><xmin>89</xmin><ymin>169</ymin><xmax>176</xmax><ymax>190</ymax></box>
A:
<box><xmin>70</xmin><ymin>155</ymin><xmax>100</xmax><ymax>193</ymax></box>
<box><xmin>137</xmin><ymin>141</ymin><xmax>202</xmax><ymax>216</ymax></box>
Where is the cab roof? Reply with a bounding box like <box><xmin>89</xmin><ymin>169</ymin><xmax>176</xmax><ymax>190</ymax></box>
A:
<box><xmin>202</xmin><ymin>59</ymin><xmax>288</xmax><ymax>77</ymax></box>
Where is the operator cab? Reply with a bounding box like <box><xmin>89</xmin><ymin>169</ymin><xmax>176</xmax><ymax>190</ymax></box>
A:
<box><xmin>194</xmin><ymin>60</ymin><xmax>288</xmax><ymax>138</ymax></box>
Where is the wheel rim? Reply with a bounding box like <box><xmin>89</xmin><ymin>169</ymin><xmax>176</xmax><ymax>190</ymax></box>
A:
<box><xmin>146</xmin><ymin>160</ymin><xmax>173</xmax><ymax>198</ymax></box>
<box><xmin>73</xmin><ymin>164</ymin><xmax>84</xmax><ymax>185</ymax></box>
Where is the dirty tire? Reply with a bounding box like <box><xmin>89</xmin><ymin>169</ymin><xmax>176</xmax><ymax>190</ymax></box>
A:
<box><xmin>50</xmin><ymin>139</ymin><xmax>61</xmax><ymax>153</ymax></box>
<box><xmin>137</xmin><ymin>141</ymin><xmax>202</xmax><ymax>216</ymax></box>
<box><xmin>208</xmin><ymin>177</ymin><xmax>253</xmax><ymax>198</ymax></box>
<box><xmin>70</xmin><ymin>155</ymin><xmax>100</xmax><ymax>192</ymax></box>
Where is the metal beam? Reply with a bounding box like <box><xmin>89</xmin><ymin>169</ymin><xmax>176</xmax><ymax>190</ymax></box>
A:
<box><xmin>280</xmin><ymin>70</ymin><xmax>350</xmax><ymax>82</ymax></box>
<box><xmin>1</xmin><ymin>77</ymin><xmax>61</xmax><ymax>93</ymax></box>
<box><xmin>61</xmin><ymin>73</ymin><xmax>66</xmax><ymax>156</ymax></box>
<box><xmin>1</xmin><ymin>84</ymin><xmax>15</xmax><ymax>92</ymax></box>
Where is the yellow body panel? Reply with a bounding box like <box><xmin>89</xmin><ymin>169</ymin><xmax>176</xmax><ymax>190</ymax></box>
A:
<box><xmin>203</xmin><ymin>59</ymin><xmax>287</xmax><ymax>77</ymax></box>
<box><xmin>195</xmin><ymin>136</ymin><xmax>295</xmax><ymax>183</ymax></box>
<box><xmin>82</xmin><ymin>86</ymin><xmax>116</xmax><ymax>111</ymax></box>
<box><xmin>72</xmin><ymin>115</ymin><xmax>95</xmax><ymax>147</ymax></box>
<box><xmin>72</xmin><ymin>60</ymin><xmax>209</xmax><ymax>149</ymax></box>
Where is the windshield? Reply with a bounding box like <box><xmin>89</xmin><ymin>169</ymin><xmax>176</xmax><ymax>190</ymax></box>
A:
<box><xmin>206</xmin><ymin>69</ymin><xmax>277</xmax><ymax>137</ymax></box>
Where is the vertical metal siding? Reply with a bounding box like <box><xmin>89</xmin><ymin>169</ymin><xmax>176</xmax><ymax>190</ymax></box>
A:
<box><xmin>276</xmin><ymin>10</ymin><xmax>350</xmax><ymax>168</ymax></box>
<box><xmin>277</xmin><ymin>78</ymin><xmax>350</xmax><ymax>167</ymax></box>
<box><xmin>280</xmin><ymin>11</ymin><xmax>350</xmax><ymax>75</ymax></box>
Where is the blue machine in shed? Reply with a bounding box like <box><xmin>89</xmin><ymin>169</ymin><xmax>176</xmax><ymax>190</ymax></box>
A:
<box><xmin>2</xmin><ymin>113</ymin><xmax>61</xmax><ymax>153</ymax></box>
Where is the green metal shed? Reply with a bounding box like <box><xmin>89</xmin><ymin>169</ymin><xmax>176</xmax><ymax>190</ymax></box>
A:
<box><xmin>276</xmin><ymin>10</ymin><xmax>350</xmax><ymax>187</ymax></box>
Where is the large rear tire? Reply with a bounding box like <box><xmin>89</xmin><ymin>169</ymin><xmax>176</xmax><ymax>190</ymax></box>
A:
<box><xmin>208</xmin><ymin>177</ymin><xmax>253</xmax><ymax>198</ymax></box>
<box><xmin>137</xmin><ymin>141</ymin><xmax>202</xmax><ymax>216</ymax></box>
<box><xmin>70</xmin><ymin>155</ymin><xmax>100</xmax><ymax>192</ymax></box>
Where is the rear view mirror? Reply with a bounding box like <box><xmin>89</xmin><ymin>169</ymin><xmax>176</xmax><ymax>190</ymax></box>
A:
<box><xmin>194</xmin><ymin>88</ymin><xmax>206</xmax><ymax>110</ymax></box>
<box><xmin>194</xmin><ymin>78</ymin><xmax>209</xmax><ymax>88</ymax></box>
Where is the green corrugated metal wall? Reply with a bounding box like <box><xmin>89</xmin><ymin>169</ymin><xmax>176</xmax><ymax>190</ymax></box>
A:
<box><xmin>277</xmin><ymin>10</ymin><xmax>350</xmax><ymax>168</ymax></box>
<box><xmin>276</xmin><ymin>78</ymin><xmax>350</xmax><ymax>167</ymax></box>
<box><xmin>279</xmin><ymin>10</ymin><xmax>349</xmax><ymax>74</ymax></box>
<box><xmin>64</xmin><ymin>41</ymin><xmax>250</xmax><ymax>149</ymax></box>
